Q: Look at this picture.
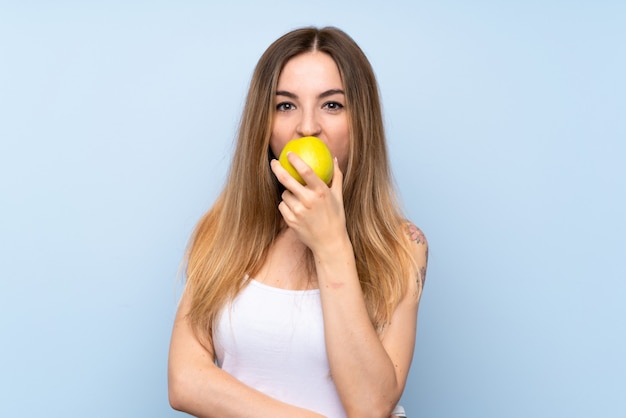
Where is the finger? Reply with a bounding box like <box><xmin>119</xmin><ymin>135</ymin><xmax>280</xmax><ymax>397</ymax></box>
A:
<box><xmin>280</xmin><ymin>189</ymin><xmax>299</xmax><ymax>213</ymax></box>
<box><xmin>286</xmin><ymin>152</ymin><xmax>325</xmax><ymax>189</ymax></box>
<box><xmin>270</xmin><ymin>158</ymin><xmax>305</xmax><ymax>191</ymax></box>
<box><xmin>277</xmin><ymin>200</ymin><xmax>296</xmax><ymax>227</ymax></box>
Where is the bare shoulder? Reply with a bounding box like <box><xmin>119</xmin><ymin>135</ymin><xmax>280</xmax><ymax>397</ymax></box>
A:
<box><xmin>402</xmin><ymin>221</ymin><xmax>429</xmax><ymax>287</ymax></box>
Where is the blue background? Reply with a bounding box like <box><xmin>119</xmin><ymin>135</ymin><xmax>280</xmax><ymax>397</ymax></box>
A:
<box><xmin>1</xmin><ymin>1</ymin><xmax>624</xmax><ymax>417</ymax></box>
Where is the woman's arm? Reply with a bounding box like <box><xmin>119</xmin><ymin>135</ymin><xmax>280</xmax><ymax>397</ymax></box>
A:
<box><xmin>168</xmin><ymin>288</ymin><xmax>326</xmax><ymax>418</ymax></box>
<box><xmin>271</xmin><ymin>155</ymin><xmax>428</xmax><ymax>418</ymax></box>
<box><xmin>313</xmin><ymin>226</ymin><xmax>425</xmax><ymax>418</ymax></box>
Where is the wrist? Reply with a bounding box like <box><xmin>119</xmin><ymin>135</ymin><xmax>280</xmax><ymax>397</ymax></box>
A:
<box><xmin>311</xmin><ymin>231</ymin><xmax>353</xmax><ymax>261</ymax></box>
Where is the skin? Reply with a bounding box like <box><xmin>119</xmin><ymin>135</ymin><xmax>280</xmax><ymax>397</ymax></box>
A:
<box><xmin>168</xmin><ymin>51</ymin><xmax>428</xmax><ymax>418</ymax></box>
<box><xmin>269</xmin><ymin>51</ymin><xmax>350</xmax><ymax>175</ymax></box>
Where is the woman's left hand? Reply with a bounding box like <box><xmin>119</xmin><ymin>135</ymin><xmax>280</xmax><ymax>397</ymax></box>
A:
<box><xmin>270</xmin><ymin>152</ymin><xmax>347</xmax><ymax>253</ymax></box>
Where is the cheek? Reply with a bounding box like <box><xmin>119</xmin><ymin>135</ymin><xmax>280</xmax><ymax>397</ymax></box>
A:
<box><xmin>269</xmin><ymin>118</ymin><xmax>292</xmax><ymax>158</ymax></box>
<box><xmin>328</xmin><ymin>138</ymin><xmax>350</xmax><ymax>173</ymax></box>
<box><xmin>269</xmin><ymin>135</ymin><xmax>286</xmax><ymax>159</ymax></box>
<box><xmin>334</xmin><ymin>126</ymin><xmax>351</xmax><ymax>171</ymax></box>
<box><xmin>337</xmin><ymin>144</ymin><xmax>350</xmax><ymax>173</ymax></box>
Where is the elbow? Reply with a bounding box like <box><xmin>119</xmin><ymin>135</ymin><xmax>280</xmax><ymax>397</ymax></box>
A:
<box><xmin>168</xmin><ymin>374</ymin><xmax>183</xmax><ymax>411</ymax></box>
<box><xmin>168</xmin><ymin>367</ymin><xmax>189</xmax><ymax>412</ymax></box>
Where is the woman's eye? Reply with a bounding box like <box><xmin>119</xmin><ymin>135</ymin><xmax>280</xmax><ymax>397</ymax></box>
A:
<box><xmin>323</xmin><ymin>101</ymin><xmax>344</xmax><ymax>111</ymax></box>
<box><xmin>276</xmin><ymin>102</ymin><xmax>295</xmax><ymax>112</ymax></box>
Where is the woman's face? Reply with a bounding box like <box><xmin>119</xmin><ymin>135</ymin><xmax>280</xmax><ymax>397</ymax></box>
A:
<box><xmin>269</xmin><ymin>51</ymin><xmax>350</xmax><ymax>172</ymax></box>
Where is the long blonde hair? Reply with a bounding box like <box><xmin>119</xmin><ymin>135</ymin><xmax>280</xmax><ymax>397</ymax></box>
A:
<box><xmin>185</xmin><ymin>27</ymin><xmax>417</xmax><ymax>346</ymax></box>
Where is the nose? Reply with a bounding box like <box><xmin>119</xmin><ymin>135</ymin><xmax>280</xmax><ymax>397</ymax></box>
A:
<box><xmin>296</xmin><ymin>109</ymin><xmax>322</xmax><ymax>137</ymax></box>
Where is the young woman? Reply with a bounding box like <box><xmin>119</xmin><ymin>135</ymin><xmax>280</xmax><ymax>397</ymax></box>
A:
<box><xmin>168</xmin><ymin>26</ymin><xmax>428</xmax><ymax>418</ymax></box>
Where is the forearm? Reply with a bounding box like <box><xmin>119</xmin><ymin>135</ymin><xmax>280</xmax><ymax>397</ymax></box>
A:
<box><xmin>313</xmin><ymin>236</ymin><xmax>401</xmax><ymax>417</ymax></box>
<box><xmin>169</xmin><ymin>361</ymin><xmax>324</xmax><ymax>418</ymax></box>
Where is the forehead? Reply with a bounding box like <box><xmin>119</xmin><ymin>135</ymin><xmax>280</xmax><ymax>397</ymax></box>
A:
<box><xmin>277</xmin><ymin>51</ymin><xmax>343</xmax><ymax>89</ymax></box>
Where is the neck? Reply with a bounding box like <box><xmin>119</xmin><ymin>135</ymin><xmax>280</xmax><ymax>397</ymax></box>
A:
<box><xmin>254</xmin><ymin>227</ymin><xmax>317</xmax><ymax>290</ymax></box>
<box><xmin>279</xmin><ymin>226</ymin><xmax>308</xmax><ymax>251</ymax></box>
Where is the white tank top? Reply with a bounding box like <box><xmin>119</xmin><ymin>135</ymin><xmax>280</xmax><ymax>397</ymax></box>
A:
<box><xmin>213</xmin><ymin>279</ymin><xmax>347</xmax><ymax>417</ymax></box>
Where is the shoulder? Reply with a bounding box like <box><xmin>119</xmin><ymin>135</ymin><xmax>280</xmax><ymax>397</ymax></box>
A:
<box><xmin>401</xmin><ymin>221</ymin><xmax>429</xmax><ymax>287</ymax></box>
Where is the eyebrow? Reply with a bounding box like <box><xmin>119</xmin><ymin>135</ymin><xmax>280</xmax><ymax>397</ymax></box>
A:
<box><xmin>275</xmin><ymin>89</ymin><xmax>345</xmax><ymax>99</ymax></box>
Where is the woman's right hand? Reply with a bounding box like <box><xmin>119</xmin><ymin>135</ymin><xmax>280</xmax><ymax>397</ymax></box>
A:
<box><xmin>270</xmin><ymin>155</ymin><xmax>348</xmax><ymax>255</ymax></box>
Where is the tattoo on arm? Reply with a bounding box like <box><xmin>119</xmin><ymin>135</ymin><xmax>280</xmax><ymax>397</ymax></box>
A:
<box><xmin>420</xmin><ymin>266</ymin><xmax>427</xmax><ymax>285</ymax></box>
<box><xmin>406</xmin><ymin>223</ymin><xmax>428</xmax><ymax>285</ymax></box>
<box><xmin>407</xmin><ymin>223</ymin><xmax>426</xmax><ymax>245</ymax></box>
